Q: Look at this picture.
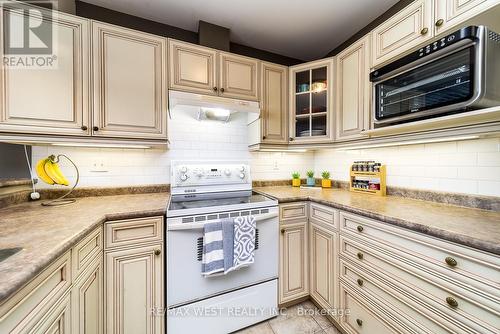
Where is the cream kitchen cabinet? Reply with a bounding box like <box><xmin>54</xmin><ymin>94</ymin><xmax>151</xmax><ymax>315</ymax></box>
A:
<box><xmin>255</xmin><ymin>62</ymin><xmax>288</xmax><ymax>144</ymax></box>
<box><xmin>434</xmin><ymin>0</ymin><xmax>499</xmax><ymax>34</ymax></box>
<box><xmin>372</xmin><ymin>0</ymin><xmax>434</xmax><ymax>67</ymax></box>
<box><xmin>92</xmin><ymin>21</ymin><xmax>168</xmax><ymax>140</ymax></box>
<box><xmin>169</xmin><ymin>40</ymin><xmax>260</xmax><ymax>101</ymax></box>
<box><xmin>309</xmin><ymin>221</ymin><xmax>337</xmax><ymax>312</ymax></box>
<box><xmin>104</xmin><ymin>217</ymin><xmax>164</xmax><ymax>334</ymax></box>
<box><xmin>289</xmin><ymin>58</ymin><xmax>334</xmax><ymax>143</ymax></box>
<box><xmin>279</xmin><ymin>219</ymin><xmax>309</xmax><ymax>305</ymax></box>
<box><xmin>168</xmin><ymin>40</ymin><xmax>218</xmax><ymax>96</ymax></box>
<box><xmin>0</xmin><ymin>3</ymin><xmax>90</xmax><ymax>136</ymax></box>
<box><xmin>335</xmin><ymin>34</ymin><xmax>371</xmax><ymax>141</ymax></box>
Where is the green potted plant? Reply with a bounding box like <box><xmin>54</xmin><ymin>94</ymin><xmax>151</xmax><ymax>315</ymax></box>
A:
<box><xmin>306</xmin><ymin>170</ymin><xmax>315</xmax><ymax>186</ymax></box>
<box><xmin>321</xmin><ymin>171</ymin><xmax>331</xmax><ymax>188</ymax></box>
<box><xmin>292</xmin><ymin>172</ymin><xmax>301</xmax><ymax>187</ymax></box>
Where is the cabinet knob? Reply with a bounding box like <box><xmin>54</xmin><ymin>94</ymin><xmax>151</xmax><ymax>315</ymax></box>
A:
<box><xmin>356</xmin><ymin>319</ymin><xmax>363</xmax><ymax>326</ymax></box>
<box><xmin>357</xmin><ymin>278</ymin><xmax>364</xmax><ymax>287</ymax></box>
<box><xmin>420</xmin><ymin>27</ymin><xmax>429</xmax><ymax>35</ymax></box>
<box><xmin>93</xmin><ymin>126</ymin><xmax>99</xmax><ymax>131</ymax></box>
<box><xmin>213</xmin><ymin>87</ymin><xmax>218</xmax><ymax>91</ymax></box>
<box><xmin>154</xmin><ymin>249</ymin><xmax>161</xmax><ymax>256</ymax></box>
<box><xmin>280</xmin><ymin>228</ymin><xmax>285</xmax><ymax>234</ymax></box>
<box><xmin>357</xmin><ymin>252</ymin><xmax>364</xmax><ymax>260</ymax></box>
<box><xmin>357</xmin><ymin>225</ymin><xmax>364</xmax><ymax>232</ymax></box>
<box><xmin>289</xmin><ymin>137</ymin><xmax>294</xmax><ymax>141</ymax></box>
<box><xmin>435</xmin><ymin>19</ymin><xmax>444</xmax><ymax>27</ymax></box>
<box><xmin>262</xmin><ymin>135</ymin><xmax>266</xmax><ymax>139</ymax></box>
<box><xmin>81</xmin><ymin>125</ymin><xmax>88</xmax><ymax>131</ymax></box>
<box><xmin>220</xmin><ymin>88</ymin><xmax>225</xmax><ymax>93</ymax></box>
<box><xmin>445</xmin><ymin>256</ymin><xmax>457</xmax><ymax>267</ymax></box>
<box><xmin>446</xmin><ymin>296</ymin><xmax>458</xmax><ymax>308</ymax></box>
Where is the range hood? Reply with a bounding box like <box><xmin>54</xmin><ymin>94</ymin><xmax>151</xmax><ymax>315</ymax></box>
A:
<box><xmin>168</xmin><ymin>90</ymin><xmax>260</xmax><ymax>123</ymax></box>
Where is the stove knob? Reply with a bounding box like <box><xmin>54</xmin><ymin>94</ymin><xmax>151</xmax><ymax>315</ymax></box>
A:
<box><xmin>180</xmin><ymin>174</ymin><xmax>188</xmax><ymax>181</ymax></box>
<box><xmin>180</xmin><ymin>166</ymin><xmax>188</xmax><ymax>173</ymax></box>
<box><xmin>224</xmin><ymin>168</ymin><xmax>231</xmax><ymax>176</ymax></box>
<box><xmin>239</xmin><ymin>166</ymin><xmax>245</xmax><ymax>172</ymax></box>
<box><xmin>239</xmin><ymin>173</ymin><xmax>245</xmax><ymax>179</ymax></box>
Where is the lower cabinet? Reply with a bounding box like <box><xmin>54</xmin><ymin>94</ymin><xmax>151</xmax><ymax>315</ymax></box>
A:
<box><xmin>104</xmin><ymin>216</ymin><xmax>165</xmax><ymax>334</ymax></box>
<box><xmin>279</xmin><ymin>220</ymin><xmax>309</xmax><ymax>304</ymax></box>
<box><xmin>309</xmin><ymin>221</ymin><xmax>338</xmax><ymax>313</ymax></box>
<box><xmin>72</xmin><ymin>256</ymin><xmax>103</xmax><ymax>334</ymax></box>
<box><xmin>32</xmin><ymin>292</ymin><xmax>73</xmax><ymax>334</ymax></box>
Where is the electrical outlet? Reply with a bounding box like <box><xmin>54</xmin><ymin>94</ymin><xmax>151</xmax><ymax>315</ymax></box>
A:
<box><xmin>273</xmin><ymin>160</ymin><xmax>279</xmax><ymax>170</ymax></box>
<box><xmin>90</xmin><ymin>159</ymin><xmax>108</xmax><ymax>172</ymax></box>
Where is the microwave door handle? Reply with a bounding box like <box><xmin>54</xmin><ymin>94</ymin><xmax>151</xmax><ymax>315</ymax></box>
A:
<box><xmin>168</xmin><ymin>212</ymin><xmax>278</xmax><ymax>231</ymax></box>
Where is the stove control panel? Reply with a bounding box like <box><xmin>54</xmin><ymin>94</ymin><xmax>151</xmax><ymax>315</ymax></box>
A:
<box><xmin>171</xmin><ymin>161</ymin><xmax>251</xmax><ymax>189</ymax></box>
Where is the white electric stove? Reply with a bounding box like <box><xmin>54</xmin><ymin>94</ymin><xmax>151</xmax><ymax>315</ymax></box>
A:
<box><xmin>166</xmin><ymin>161</ymin><xmax>279</xmax><ymax>334</ymax></box>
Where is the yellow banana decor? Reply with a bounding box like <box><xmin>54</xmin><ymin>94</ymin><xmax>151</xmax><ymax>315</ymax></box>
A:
<box><xmin>35</xmin><ymin>155</ymin><xmax>70</xmax><ymax>186</ymax></box>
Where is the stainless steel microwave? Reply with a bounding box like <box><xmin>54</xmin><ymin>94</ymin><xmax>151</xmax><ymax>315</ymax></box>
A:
<box><xmin>370</xmin><ymin>26</ymin><xmax>500</xmax><ymax>126</ymax></box>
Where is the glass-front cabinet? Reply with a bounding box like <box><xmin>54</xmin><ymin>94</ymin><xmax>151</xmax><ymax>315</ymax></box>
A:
<box><xmin>289</xmin><ymin>59</ymin><xmax>334</xmax><ymax>143</ymax></box>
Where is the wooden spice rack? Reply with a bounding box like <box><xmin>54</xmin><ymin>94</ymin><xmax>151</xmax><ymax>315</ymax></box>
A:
<box><xmin>349</xmin><ymin>164</ymin><xmax>386</xmax><ymax>196</ymax></box>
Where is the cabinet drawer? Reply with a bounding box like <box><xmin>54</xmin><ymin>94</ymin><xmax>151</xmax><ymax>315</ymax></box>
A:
<box><xmin>339</xmin><ymin>282</ymin><xmax>396</xmax><ymax>334</ymax></box>
<box><xmin>279</xmin><ymin>202</ymin><xmax>308</xmax><ymax>222</ymax></box>
<box><xmin>339</xmin><ymin>211</ymin><xmax>500</xmax><ymax>295</ymax></box>
<box><xmin>72</xmin><ymin>226</ymin><xmax>102</xmax><ymax>279</ymax></box>
<box><xmin>0</xmin><ymin>251</ymin><xmax>72</xmax><ymax>332</ymax></box>
<box><xmin>309</xmin><ymin>203</ymin><xmax>337</xmax><ymax>229</ymax></box>
<box><xmin>105</xmin><ymin>216</ymin><xmax>164</xmax><ymax>249</ymax></box>
<box><xmin>340</xmin><ymin>235</ymin><xmax>500</xmax><ymax>334</ymax></box>
<box><xmin>340</xmin><ymin>259</ymin><xmax>463</xmax><ymax>334</ymax></box>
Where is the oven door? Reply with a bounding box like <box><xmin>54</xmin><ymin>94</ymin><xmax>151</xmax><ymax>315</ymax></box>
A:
<box><xmin>373</xmin><ymin>41</ymin><xmax>480</xmax><ymax>124</ymax></box>
<box><xmin>166</xmin><ymin>208</ymin><xmax>279</xmax><ymax>308</ymax></box>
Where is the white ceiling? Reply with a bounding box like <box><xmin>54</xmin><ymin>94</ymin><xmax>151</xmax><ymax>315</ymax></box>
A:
<box><xmin>83</xmin><ymin>0</ymin><xmax>400</xmax><ymax>60</ymax></box>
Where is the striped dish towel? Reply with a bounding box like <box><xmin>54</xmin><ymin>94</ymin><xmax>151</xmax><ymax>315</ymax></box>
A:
<box><xmin>201</xmin><ymin>219</ymin><xmax>234</xmax><ymax>276</ymax></box>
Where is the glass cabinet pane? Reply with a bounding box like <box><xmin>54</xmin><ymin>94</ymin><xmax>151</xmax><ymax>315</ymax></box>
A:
<box><xmin>293</xmin><ymin>64</ymin><xmax>329</xmax><ymax>139</ymax></box>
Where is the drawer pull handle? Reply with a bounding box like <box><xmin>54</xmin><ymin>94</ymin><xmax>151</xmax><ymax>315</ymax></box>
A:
<box><xmin>356</xmin><ymin>319</ymin><xmax>363</xmax><ymax>326</ymax></box>
<box><xmin>280</xmin><ymin>228</ymin><xmax>285</xmax><ymax>234</ymax></box>
<box><xmin>357</xmin><ymin>252</ymin><xmax>364</xmax><ymax>260</ymax></box>
<box><xmin>445</xmin><ymin>257</ymin><xmax>457</xmax><ymax>267</ymax></box>
<box><xmin>357</xmin><ymin>225</ymin><xmax>364</xmax><ymax>232</ymax></box>
<box><xmin>357</xmin><ymin>278</ymin><xmax>364</xmax><ymax>287</ymax></box>
<box><xmin>446</xmin><ymin>296</ymin><xmax>458</xmax><ymax>308</ymax></box>
<box><xmin>435</xmin><ymin>19</ymin><xmax>444</xmax><ymax>27</ymax></box>
<box><xmin>154</xmin><ymin>249</ymin><xmax>161</xmax><ymax>256</ymax></box>
<box><xmin>420</xmin><ymin>27</ymin><xmax>428</xmax><ymax>35</ymax></box>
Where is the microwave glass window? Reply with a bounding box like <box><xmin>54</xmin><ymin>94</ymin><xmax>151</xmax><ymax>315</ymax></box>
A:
<box><xmin>375</xmin><ymin>47</ymin><xmax>474</xmax><ymax>121</ymax></box>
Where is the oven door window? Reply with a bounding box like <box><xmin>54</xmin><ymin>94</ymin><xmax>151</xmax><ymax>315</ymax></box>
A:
<box><xmin>375</xmin><ymin>46</ymin><xmax>474</xmax><ymax>121</ymax></box>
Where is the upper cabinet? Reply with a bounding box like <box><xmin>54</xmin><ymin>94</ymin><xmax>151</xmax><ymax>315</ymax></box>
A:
<box><xmin>289</xmin><ymin>58</ymin><xmax>334</xmax><ymax>143</ymax></box>
<box><xmin>259</xmin><ymin>62</ymin><xmax>288</xmax><ymax>144</ymax></box>
<box><xmin>434</xmin><ymin>0</ymin><xmax>499</xmax><ymax>34</ymax></box>
<box><xmin>92</xmin><ymin>22</ymin><xmax>168</xmax><ymax>139</ymax></box>
<box><xmin>0</xmin><ymin>4</ymin><xmax>90</xmax><ymax>136</ymax></box>
<box><xmin>372</xmin><ymin>0</ymin><xmax>434</xmax><ymax>67</ymax></box>
<box><xmin>335</xmin><ymin>35</ymin><xmax>371</xmax><ymax>141</ymax></box>
<box><xmin>219</xmin><ymin>52</ymin><xmax>259</xmax><ymax>101</ymax></box>
<box><xmin>168</xmin><ymin>40</ymin><xmax>218</xmax><ymax>96</ymax></box>
<box><xmin>169</xmin><ymin>40</ymin><xmax>260</xmax><ymax>101</ymax></box>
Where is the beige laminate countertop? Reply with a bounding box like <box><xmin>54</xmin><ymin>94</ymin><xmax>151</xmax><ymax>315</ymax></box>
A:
<box><xmin>256</xmin><ymin>186</ymin><xmax>500</xmax><ymax>256</ymax></box>
<box><xmin>0</xmin><ymin>192</ymin><xmax>169</xmax><ymax>304</ymax></box>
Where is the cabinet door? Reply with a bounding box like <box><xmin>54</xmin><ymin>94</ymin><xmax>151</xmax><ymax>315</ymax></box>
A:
<box><xmin>434</xmin><ymin>0</ymin><xmax>496</xmax><ymax>34</ymax></box>
<box><xmin>372</xmin><ymin>0</ymin><xmax>434</xmax><ymax>67</ymax></box>
<box><xmin>0</xmin><ymin>4</ymin><xmax>90</xmax><ymax>136</ymax></box>
<box><xmin>309</xmin><ymin>222</ymin><xmax>337</xmax><ymax>312</ymax></box>
<box><xmin>279</xmin><ymin>221</ymin><xmax>309</xmax><ymax>304</ymax></box>
<box><xmin>168</xmin><ymin>40</ymin><xmax>218</xmax><ymax>95</ymax></box>
<box><xmin>260</xmin><ymin>62</ymin><xmax>288</xmax><ymax>144</ymax></box>
<box><xmin>289</xmin><ymin>58</ymin><xmax>334</xmax><ymax>143</ymax></box>
<box><xmin>105</xmin><ymin>244</ymin><xmax>164</xmax><ymax>334</ymax></box>
<box><xmin>92</xmin><ymin>21</ymin><xmax>167</xmax><ymax>139</ymax></box>
<box><xmin>219</xmin><ymin>52</ymin><xmax>259</xmax><ymax>101</ymax></box>
<box><xmin>72</xmin><ymin>256</ymin><xmax>103</xmax><ymax>334</ymax></box>
<box><xmin>31</xmin><ymin>292</ymin><xmax>72</xmax><ymax>334</ymax></box>
<box><xmin>336</xmin><ymin>35</ymin><xmax>371</xmax><ymax>141</ymax></box>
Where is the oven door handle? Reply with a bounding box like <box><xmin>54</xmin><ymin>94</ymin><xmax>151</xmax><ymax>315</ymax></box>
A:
<box><xmin>168</xmin><ymin>212</ymin><xmax>278</xmax><ymax>231</ymax></box>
